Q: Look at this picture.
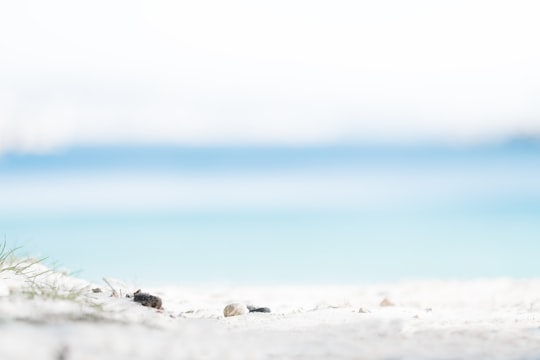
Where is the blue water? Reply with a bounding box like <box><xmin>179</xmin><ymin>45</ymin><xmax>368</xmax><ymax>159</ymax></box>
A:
<box><xmin>1</xmin><ymin>143</ymin><xmax>539</xmax><ymax>285</ymax></box>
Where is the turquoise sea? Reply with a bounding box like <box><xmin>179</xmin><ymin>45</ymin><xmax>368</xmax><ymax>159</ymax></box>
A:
<box><xmin>1</xmin><ymin>142</ymin><xmax>539</xmax><ymax>285</ymax></box>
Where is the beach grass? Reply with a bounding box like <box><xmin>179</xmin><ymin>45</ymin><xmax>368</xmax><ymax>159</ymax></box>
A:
<box><xmin>0</xmin><ymin>240</ymin><xmax>48</xmax><ymax>277</ymax></box>
<box><xmin>0</xmin><ymin>240</ymin><xmax>91</xmax><ymax>302</ymax></box>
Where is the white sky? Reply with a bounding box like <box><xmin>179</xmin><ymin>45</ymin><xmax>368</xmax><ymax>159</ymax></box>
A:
<box><xmin>1</xmin><ymin>0</ymin><xmax>539</xmax><ymax>153</ymax></box>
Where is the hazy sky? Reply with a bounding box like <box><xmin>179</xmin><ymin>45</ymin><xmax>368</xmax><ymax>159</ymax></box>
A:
<box><xmin>1</xmin><ymin>0</ymin><xmax>540</xmax><ymax>153</ymax></box>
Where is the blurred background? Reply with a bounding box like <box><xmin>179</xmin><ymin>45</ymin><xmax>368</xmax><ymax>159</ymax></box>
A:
<box><xmin>0</xmin><ymin>0</ymin><xmax>539</xmax><ymax>285</ymax></box>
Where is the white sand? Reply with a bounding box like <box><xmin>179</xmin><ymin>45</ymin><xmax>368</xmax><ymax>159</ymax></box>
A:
<box><xmin>2</xmin><ymin>263</ymin><xmax>540</xmax><ymax>359</ymax></box>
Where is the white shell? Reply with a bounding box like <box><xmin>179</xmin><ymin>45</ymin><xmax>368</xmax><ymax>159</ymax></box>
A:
<box><xmin>223</xmin><ymin>303</ymin><xmax>248</xmax><ymax>317</ymax></box>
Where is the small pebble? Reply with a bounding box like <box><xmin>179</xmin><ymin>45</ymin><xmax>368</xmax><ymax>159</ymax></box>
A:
<box><xmin>380</xmin><ymin>298</ymin><xmax>395</xmax><ymax>307</ymax></box>
<box><xmin>133</xmin><ymin>289</ymin><xmax>163</xmax><ymax>309</ymax></box>
<box><xmin>247</xmin><ymin>305</ymin><xmax>271</xmax><ymax>313</ymax></box>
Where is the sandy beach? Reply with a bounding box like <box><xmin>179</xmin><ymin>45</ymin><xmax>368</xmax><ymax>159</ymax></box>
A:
<box><xmin>2</xmin><ymin>261</ymin><xmax>540</xmax><ymax>360</ymax></box>
<box><xmin>3</xmin><ymin>2</ymin><xmax>540</xmax><ymax>359</ymax></box>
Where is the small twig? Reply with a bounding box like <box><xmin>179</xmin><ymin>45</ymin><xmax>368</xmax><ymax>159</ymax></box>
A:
<box><xmin>102</xmin><ymin>278</ymin><xmax>119</xmax><ymax>297</ymax></box>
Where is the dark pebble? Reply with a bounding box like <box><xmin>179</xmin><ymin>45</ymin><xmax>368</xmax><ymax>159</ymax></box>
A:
<box><xmin>133</xmin><ymin>289</ymin><xmax>163</xmax><ymax>309</ymax></box>
<box><xmin>247</xmin><ymin>305</ymin><xmax>271</xmax><ymax>313</ymax></box>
